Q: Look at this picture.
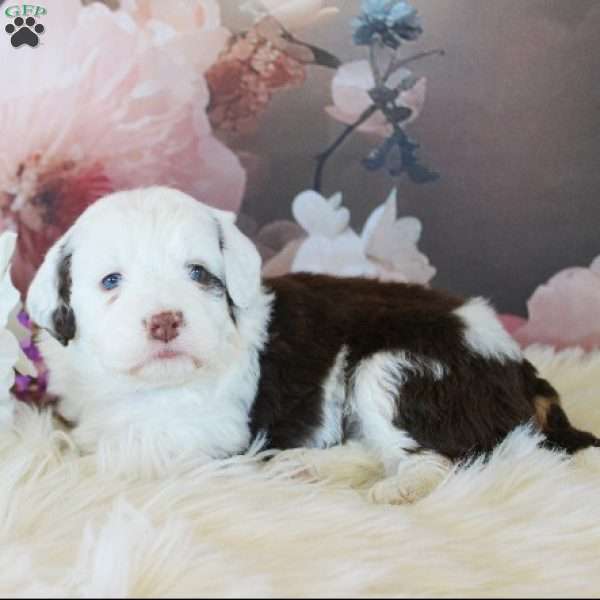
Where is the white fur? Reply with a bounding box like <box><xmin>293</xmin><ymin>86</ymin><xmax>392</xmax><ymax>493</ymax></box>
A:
<box><xmin>349</xmin><ymin>351</ymin><xmax>448</xmax><ymax>474</ymax></box>
<box><xmin>454</xmin><ymin>297</ymin><xmax>522</xmax><ymax>362</ymax></box>
<box><xmin>0</xmin><ymin>348</ymin><xmax>599</xmax><ymax>596</ymax></box>
<box><xmin>27</xmin><ymin>187</ymin><xmax>270</xmax><ymax>466</ymax></box>
<box><xmin>308</xmin><ymin>346</ymin><xmax>348</xmax><ymax>449</ymax></box>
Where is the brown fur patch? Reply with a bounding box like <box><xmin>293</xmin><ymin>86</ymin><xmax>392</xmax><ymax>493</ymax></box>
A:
<box><xmin>250</xmin><ymin>273</ymin><xmax>600</xmax><ymax>459</ymax></box>
<box><xmin>533</xmin><ymin>395</ymin><xmax>559</xmax><ymax>430</ymax></box>
<box><xmin>251</xmin><ymin>273</ymin><xmax>466</xmax><ymax>450</ymax></box>
<box><xmin>51</xmin><ymin>251</ymin><xmax>77</xmax><ymax>346</ymax></box>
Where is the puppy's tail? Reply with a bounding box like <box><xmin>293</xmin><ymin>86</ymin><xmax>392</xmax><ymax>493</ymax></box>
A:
<box><xmin>534</xmin><ymin>378</ymin><xmax>600</xmax><ymax>454</ymax></box>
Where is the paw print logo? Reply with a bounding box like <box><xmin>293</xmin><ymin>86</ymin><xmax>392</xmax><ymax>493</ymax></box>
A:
<box><xmin>5</xmin><ymin>16</ymin><xmax>45</xmax><ymax>48</ymax></box>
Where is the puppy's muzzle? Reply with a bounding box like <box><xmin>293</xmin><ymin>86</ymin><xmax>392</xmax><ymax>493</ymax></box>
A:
<box><xmin>146</xmin><ymin>311</ymin><xmax>184</xmax><ymax>343</ymax></box>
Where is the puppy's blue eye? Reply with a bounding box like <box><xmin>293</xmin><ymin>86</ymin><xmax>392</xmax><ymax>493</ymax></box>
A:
<box><xmin>101</xmin><ymin>273</ymin><xmax>122</xmax><ymax>291</ymax></box>
<box><xmin>189</xmin><ymin>264</ymin><xmax>209</xmax><ymax>284</ymax></box>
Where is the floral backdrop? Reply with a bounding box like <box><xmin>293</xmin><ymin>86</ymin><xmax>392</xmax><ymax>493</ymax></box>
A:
<box><xmin>1</xmin><ymin>0</ymin><xmax>600</xmax><ymax>406</ymax></box>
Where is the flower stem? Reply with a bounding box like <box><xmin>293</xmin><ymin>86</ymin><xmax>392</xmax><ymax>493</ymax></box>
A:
<box><xmin>370</xmin><ymin>42</ymin><xmax>383</xmax><ymax>87</ymax></box>
<box><xmin>383</xmin><ymin>48</ymin><xmax>445</xmax><ymax>83</ymax></box>
<box><xmin>313</xmin><ymin>105</ymin><xmax>379</xmax><ymax>193</ymax></box>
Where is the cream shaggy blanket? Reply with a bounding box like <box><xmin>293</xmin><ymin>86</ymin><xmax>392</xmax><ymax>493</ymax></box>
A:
<box><xmin>2</xmin><ymin>346</ymin><xmax>600</xmax><ymax>598</ymax></box>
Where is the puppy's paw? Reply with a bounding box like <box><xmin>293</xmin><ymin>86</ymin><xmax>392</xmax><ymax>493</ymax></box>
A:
<box><xmin>266</xmin><ymin>448</ymin><xmax>321</xmax><ymax>482</ymax></box>
<box><xmin>368</xmin><ymin>476</ymin><xmax>424</xmax><ymax>505</ymax></box>
<box><xmin>265</xmin><ymin>443</ymin><xmax>383</xmax><ymax>488</ymax></box>
<box><xmin>368</xmin><ymin>451</ymin><xmax>453</xmax><ymax>505</ymax></box>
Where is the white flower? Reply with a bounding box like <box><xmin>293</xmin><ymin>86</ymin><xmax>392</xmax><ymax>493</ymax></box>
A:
<box><xmin>0</xmin><ymin>233</ymin><xmax>23</xmax><ymax>426</ymax></box>
<box><xmin>362</xmin><ymin>189</ymin><xmax>436</xmax><ymax>284</ymax></box>
<box><xmin>290</xmin><ymin>189</ymin><xmax>435</xmax><ymax>283</ymax></box>
<box><xmin>241</xmin><ymin>0</ymin><xmax>339</xmax><ymax>30</ymax></box>
<box><xmin>292</xmin><ymin>190</ymin><xmax>349</xmax><ymax>238</ymax></box>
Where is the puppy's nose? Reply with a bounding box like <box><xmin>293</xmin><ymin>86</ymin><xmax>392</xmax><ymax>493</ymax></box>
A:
<box><xmin>148</xmin><ymin>311</ymin><xmax>183</xmax><ymax>343</ymax></box>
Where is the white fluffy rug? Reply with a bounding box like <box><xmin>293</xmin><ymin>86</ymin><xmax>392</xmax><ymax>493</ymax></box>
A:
<box><xmin>3</xmin><ymin>346</ymin><xmax>600</xmax><ymax>597</ymax></box>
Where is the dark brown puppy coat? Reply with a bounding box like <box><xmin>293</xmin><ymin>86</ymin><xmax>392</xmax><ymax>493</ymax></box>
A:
<box><xmin>250</xmin><ymin>273</ymin><xmax>599</xmax><ymax>460</ymax></box>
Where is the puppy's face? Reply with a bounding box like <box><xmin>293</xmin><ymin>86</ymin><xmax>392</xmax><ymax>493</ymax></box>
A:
<box><xmin>26</xmin><ymin>187</ymin><xmax>262</xmax><ymax>387</ymax></box>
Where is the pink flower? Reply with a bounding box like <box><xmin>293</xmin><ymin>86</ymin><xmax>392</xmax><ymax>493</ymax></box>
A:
<box><xmin>499</xmin><ymin>314</ymin><xmax>527</xmax><ymax>336</ymax></box>
<box><xmin>326</xmin><ymin>60</ymin><xmax>427</xmax><ymax>136</ymax></box>
<box><xmin>241</xmin><ymin>0</ymin><xmax>339</xmax><ymax>30</ymax></box>
<box><xmin>514</xmin><ymin>258</ymin><xmax>600</xmax><ymax>351</ymax></box>
<box><xmin>0</xmin><ymin>0</ymin><xmax>244</xmax><ymax>294</ymax></box>
<box><xmin>206</xmin><ymin>18</ymin><xmax>307</xmax><ymax>133</ymax></box>
<box><xmin>122</xmin><ymin>0</ymin><xmax>230</xmax><ymax>73</ymax></box>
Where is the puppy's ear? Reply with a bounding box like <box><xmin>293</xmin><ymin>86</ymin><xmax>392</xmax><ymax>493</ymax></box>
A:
<box><xmin>26</xmin><ymin>236</ymin><xmax>77</xmax><ymax>346</ymax></box>
<box><xmin>211</xmin><ymin>209</ymin><xmax>262</xmax><ymax>310</ymax></box>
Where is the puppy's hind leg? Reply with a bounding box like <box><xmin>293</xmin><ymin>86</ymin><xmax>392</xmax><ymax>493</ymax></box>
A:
<box><xmin>368</xmin><ymin>450</ymin><xmax>453</xmax><ymax>505</ymax></box>
<box><xmin>348</xmin><ymin>352</ymin><xmax>453</xmax><ymax>505</ymax></box>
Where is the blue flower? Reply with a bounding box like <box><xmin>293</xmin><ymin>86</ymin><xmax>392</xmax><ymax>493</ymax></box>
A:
<box><xmin>353</xmin><ymin>0</ymin><xmax>422</xmax><ymax>49</ymax></box>
<box><xmin>363</xmin><ymin>129</ymin><xmax>438</xmax><ymax>182</ymax></box>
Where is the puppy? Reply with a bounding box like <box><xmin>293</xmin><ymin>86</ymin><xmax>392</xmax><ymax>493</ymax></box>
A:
<box><xmin>26</xmin><ymin>187</ymin><xmax>599</xmax><ymax>497</ymax></box>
